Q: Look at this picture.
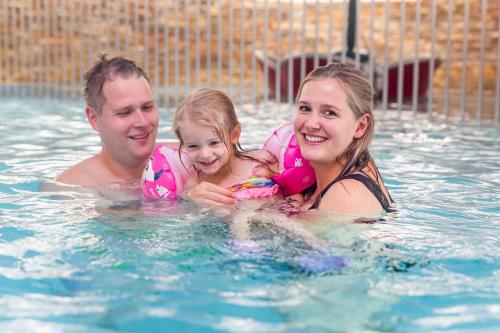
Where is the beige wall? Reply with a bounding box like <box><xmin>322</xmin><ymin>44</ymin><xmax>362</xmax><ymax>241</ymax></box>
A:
<box><xmin>0</xmin><ymin>0</ymin><xmax>498</xmax><ymax>120</ymax></box>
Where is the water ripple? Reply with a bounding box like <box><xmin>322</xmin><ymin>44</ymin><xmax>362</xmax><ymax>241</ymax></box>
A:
<box><xmin>0</xmin><ymin>99</ymin><xmax>499</xmax><ymax>332</ymax></box>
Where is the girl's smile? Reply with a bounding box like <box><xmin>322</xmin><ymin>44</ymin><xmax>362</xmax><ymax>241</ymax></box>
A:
<box><xmin>179</xmin><ymin>121</ymin><xmax>231</xmax><ymax>177</ymax></box>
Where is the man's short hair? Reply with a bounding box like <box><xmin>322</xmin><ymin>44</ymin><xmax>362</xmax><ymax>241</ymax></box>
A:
<box><xmin>84</xmin><ymin>55</ymin><xmax>150</xmax><ymax>113</ymax></box>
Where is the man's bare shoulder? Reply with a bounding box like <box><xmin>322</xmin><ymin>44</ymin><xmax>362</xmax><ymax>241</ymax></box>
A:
<box><xmin>56</xmin><ymin>156</ymin><xmax>102</xmax><ymax>187</ymax></box>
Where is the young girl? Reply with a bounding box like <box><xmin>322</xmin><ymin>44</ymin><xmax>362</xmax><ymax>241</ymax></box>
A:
<box><xmin>171</xmin><ymin>88</ymin><xmax>331</xmax><ymax>252</ymax></box>
<box><xmin>172</xmin><ymin>88</ymin><xmax>279</xmax><ymax>205</ymax></box>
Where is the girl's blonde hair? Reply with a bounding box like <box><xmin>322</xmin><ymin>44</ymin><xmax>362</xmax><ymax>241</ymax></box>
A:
<box><xmin>296</xmin><ymin>61</ymin><xmax>378</xmax><ymax>180</ymax></box>
<box><xmin>172</xmin><ymin>88</ymin><xmax>246</xmax><ymax>160</ymax></box>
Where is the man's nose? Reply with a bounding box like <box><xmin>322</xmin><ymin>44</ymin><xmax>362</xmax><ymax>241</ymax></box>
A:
<box><xmin>132</xmin><ymin>110</ymin><xmax>147</xmax><ymax>126</ymax></box>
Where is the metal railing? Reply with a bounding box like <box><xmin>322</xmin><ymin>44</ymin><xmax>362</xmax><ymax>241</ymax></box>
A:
<box><xmin>0</xmin><ymin>0</ymin><xmax>498</xmax><ymax>124</ymax></box>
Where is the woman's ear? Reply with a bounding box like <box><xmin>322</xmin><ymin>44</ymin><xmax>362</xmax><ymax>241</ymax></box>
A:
<box><xmin>86</xmin><ymin>106</ymin><xmax>100</xmax><ymax>132</ymax></box>
<box><xmin>230</xmin><ymin>124</ymin><xmax>241</xmax><ymax>144</ymax></box>
<box><xmin>353</xmin><ymin>114</ymin><xmax>370</xmax><ymax>139</ymax></box>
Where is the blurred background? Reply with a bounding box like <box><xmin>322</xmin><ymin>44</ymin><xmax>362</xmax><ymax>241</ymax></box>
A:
<box><xmin>0</xmin><ymin>0</ymin><xmax>498</xmax><ymax>124</ymax></box>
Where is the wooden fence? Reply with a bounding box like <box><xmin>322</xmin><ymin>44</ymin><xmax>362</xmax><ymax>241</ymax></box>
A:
<box><xmin>0</xmin><ymin>0</ymin><xmax>498</xmax><ymax>123</ymax></box>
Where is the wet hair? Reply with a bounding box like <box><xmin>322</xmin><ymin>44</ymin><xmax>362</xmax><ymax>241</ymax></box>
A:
<box><xmin>296</xmin><ymin>61</ymin><xmax>381</xmax><ymax>181</ymax></box>
<box><xmin>172</xmin><ymin>88</ymin><xmax>268</xmax><ymax>171</ymax></box>
<box><xmin>83</xmin><ymin>54</ymin><xmax>150</xmax><ymax>114</ymax></box>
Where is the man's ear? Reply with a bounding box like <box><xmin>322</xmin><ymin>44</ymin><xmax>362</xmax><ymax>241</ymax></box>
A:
<box><xmin>86</xmin><ymin>106</ymin><xmax>99</xmax><ymax>132</ymax></box>
<box><xmin>230</xmin><ymin>124</ymin><xmax>241</xmax><ymax>144</ymax></box>
<box><xmin>353</xmin><ymin>113</ymin><xmax>370</xmax><ymax>139</ymax></box>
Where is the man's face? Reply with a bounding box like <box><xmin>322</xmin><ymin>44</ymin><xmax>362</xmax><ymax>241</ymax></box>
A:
<box><xmin>88</xmin><ymin>75</ymin><xmax>159</xmax><ymax>168</ymax></box>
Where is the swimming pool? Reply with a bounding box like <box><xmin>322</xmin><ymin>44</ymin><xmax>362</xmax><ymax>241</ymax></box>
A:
<box><xmin>1</xmin><ymin>97</ymin><xmax>499</xmax><ymax>332</ymax></box>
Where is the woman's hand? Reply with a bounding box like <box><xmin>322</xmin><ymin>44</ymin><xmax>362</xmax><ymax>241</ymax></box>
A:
<box><xmin>183</xmin><ymin>181</ymin><xmax>238</xmax><ymax>206</ymax></box>
<box><xmin>287</xmin><ymin>193</ymin><xmax>305</xmax><ymax>205</ymax></box>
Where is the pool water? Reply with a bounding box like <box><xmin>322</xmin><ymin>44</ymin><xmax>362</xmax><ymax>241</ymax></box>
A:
<box><xmin>0</xmin><ymin>97</ymin><xmax>499</xmax><ymax>332</ymax></box>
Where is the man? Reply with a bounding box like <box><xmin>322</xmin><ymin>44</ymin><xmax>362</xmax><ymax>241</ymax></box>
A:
<box><xmin>56</xmin><ymin>55</ymin><xmax>158</xmax><ymax>188</ymax></box>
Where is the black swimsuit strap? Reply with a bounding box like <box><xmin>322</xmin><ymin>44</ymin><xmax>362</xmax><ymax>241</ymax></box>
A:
<box><xmin>309</xmin><ymin>173</ymin><xmax>394</xmax><ymax>212</ymax></box>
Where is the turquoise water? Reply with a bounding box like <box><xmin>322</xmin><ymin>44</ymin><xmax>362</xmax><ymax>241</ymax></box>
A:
<box><xmin>0</xmin><ymin>97</ymin><xmax>499</xmax><ymax>332</ymax></box>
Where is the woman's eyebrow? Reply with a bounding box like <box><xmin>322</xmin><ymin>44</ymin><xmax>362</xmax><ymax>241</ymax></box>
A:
<box><xmin>322</xmin><ymin>104</ymin><xmax>343</xmax><ymax>112</ymax></box>
<box><xmin>298</xmin><ymin>100</ymin><xmax>342</xmax><ymax>112</ymax></box>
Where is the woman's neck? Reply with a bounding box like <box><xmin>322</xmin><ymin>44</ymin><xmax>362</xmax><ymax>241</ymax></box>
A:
<box><xmin>310</xmin><ymin>159</ymin><xmax>345</xmax><ymax>196</ymax></box>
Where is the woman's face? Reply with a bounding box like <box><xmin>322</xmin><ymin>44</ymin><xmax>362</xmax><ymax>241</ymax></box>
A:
<box><xmin>293</xmin><ymin>78</ymin><xmax>368</xmax><ymax>166</ymax></box>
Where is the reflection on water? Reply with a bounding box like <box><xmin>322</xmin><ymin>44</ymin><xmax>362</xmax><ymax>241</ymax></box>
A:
<box><xmin>0</xmin><ymin>98</ymin><xmax>499</xmax><ymax>332</ymax></box>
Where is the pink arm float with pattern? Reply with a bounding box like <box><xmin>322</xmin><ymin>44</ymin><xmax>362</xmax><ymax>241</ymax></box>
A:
<box><xmin>263</xmin><ymin>122</ymin><xmax>316</xmax><ymax>195</ymax></box>
<box><xmin>142</xmin><ymin>145</ymin><xmax>195</xmax><ymax>199</ymax></box>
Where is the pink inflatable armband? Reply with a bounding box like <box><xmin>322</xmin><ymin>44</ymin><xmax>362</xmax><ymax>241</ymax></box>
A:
<box><xmin>263</xmin><ymin>123</ymin><xmax>316</xmax><ymax>195</ymax></box>
<box><xmin>142</xmin><ymin>145</ymin><xmax>195</xmax><ymax>199</ymax></box>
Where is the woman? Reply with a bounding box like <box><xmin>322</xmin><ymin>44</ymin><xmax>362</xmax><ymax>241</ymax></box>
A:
<box><xmin>294</xmin><ymin>61</ymin><xmax>393</xmax><ymax>214</ymax></box>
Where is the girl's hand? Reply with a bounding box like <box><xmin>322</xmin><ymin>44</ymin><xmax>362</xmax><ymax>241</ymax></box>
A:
<box><xmin>183</xmin><ymin>181</ymin><xmax>237</xmax><ymax>206</ymax></box>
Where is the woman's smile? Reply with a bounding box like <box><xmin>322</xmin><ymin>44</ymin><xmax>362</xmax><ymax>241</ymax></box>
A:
<box><xmin>304</xmin><ymin>134</ymin><xmax>327</xmax><ymax>143</ymax></box>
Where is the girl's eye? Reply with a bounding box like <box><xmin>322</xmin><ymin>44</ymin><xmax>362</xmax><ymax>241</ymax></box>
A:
<box><xmin>186</xmin><ymin>144</ymin><xmax>198</xmax><ymax>150</ymax></box>
<box><xmin>209</xmin><ymin>140</ymin><xmax>221</xmax><ymax>146</ymax></box>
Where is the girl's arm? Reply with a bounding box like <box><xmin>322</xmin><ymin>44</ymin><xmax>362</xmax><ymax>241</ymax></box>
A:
<box><xmin>182</xmin><ymin>178</ymin><xmax>237</xmax><ymax>206</ymax></box>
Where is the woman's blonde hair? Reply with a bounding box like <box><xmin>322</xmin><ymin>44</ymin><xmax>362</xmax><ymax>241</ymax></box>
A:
<box><xmin>296</xmin><ymin>61</ymin><xmax>377</xmax><ymax>179</ymax></box>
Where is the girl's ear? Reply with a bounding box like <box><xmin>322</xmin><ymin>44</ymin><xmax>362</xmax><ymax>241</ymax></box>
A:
<box><xmin>230</xmin><ymin>124</ymin><xmax>241</xmax><ymax>144</ymax></box>
<box><xmin>86</xmin><ymin>106</ymin><xmax>100</xmax><ymax>132</ymax></box>
<box><xmin>353</xmin><ymin>113</ymin><xmax>370</xmax><ymax>139</ymax></box>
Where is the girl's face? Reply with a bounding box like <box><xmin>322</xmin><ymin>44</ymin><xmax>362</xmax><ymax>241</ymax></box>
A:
<box><xmin>293</xmin><ymin>78</ymin><xmax>369</xmax><ymax>166</ymax></box>
<box><xmin>179</xmin><ymin>120</ymin><xmax>233</xmax><ymax>176</ymax></box>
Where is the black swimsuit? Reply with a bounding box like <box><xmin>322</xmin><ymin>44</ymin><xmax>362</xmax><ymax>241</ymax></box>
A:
<box><xmin>309</xmin><ymin>173</ymin><xmax>395</xmax><ymax>212</ymax></box>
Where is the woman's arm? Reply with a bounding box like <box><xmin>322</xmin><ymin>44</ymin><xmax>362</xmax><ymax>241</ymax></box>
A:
<box><xmin>246</xmin><ymin>149</ymin><xmax>278</xmax><ymax>178</ymax></box>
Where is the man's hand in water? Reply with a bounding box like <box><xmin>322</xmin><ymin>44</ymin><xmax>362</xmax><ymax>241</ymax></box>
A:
<box><xmin>183</xmin><ymin>181</ymin><xmax>238</xmax><ymax>206</ymax></box>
